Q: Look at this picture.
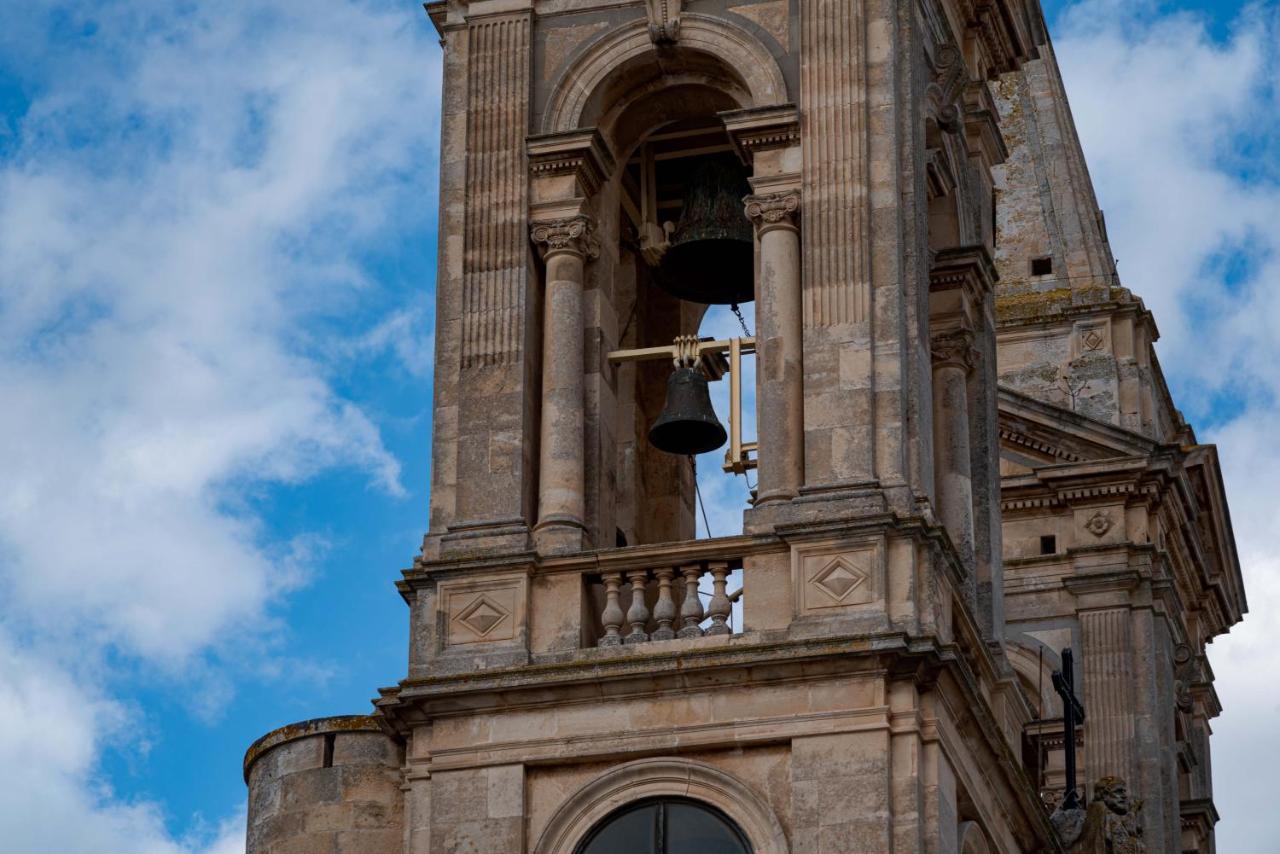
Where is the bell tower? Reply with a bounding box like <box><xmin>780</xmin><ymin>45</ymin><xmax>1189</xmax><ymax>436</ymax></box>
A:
<box><xmin>378</xmin><ymin>0</ymin><xmax>1055</xmax><ymax>850</ymax></box>
<box><xmin>239</xmin><ymin>0</ymin><xmax>1210</xmax><ymax>852</ymax></box>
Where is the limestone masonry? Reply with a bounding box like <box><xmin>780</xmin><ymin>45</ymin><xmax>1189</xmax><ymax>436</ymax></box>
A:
<box><xmin>243</xmin><ymin>1</ymin><xmax>1247</xmax><ymax>851</ymax></box>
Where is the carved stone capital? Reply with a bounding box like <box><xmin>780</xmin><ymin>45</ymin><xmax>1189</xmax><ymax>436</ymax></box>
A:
<box><xmin>645</xmin><ymin>0</ymin><xmax>682</xmax><ymax>44</ymax></box>
<box><xmin>531</xmin><ymin>215</ymin><xmax>599</xmax><ymax>260</ymax></box>
<box><xmin>930</xmin><ymin>329</ymin><xmax>977</xmax><ymax>372</ymax></box>
<box><xmin>745</xmin><ymin>190</ymin><xmax>801</xmax><ymax>234</ymax></box>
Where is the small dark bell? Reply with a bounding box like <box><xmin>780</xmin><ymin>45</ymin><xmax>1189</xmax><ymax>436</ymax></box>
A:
<box><xmin>648</xmin><ymin>366</ymin><xmax>728</xmax><ymax>456</ymax></box>
<box><xmin>657</xmin><ymin>155</ymin><xmax>755</xmax><ymax>305</ymax></box>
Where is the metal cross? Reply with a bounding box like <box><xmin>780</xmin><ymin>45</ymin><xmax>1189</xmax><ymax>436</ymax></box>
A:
<box><xmin>1051</xmin><ymin>647</ymin><xmax>1087</xmax><ymax>811</ymax></box>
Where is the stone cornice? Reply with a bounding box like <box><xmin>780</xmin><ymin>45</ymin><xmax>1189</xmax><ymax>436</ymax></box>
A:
<box><xmin>526</xmin><ymin>128</ymin><xmax>614</xmax><ymax>198</ymax></box>
<box><xmin>720</xmin><ymin>104</ymin><xmax>801</xmax><ymax>164</ymax></box>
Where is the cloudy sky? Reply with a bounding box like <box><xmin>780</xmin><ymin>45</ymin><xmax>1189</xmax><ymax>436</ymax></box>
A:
<box><xmin>0</xmin><ymin>0</ymin><xmax>1275</xmax><ymax>851</ymax></box>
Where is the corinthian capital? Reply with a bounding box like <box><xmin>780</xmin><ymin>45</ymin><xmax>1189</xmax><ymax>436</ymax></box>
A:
<box><xmin>744</xmin><ymin>190</ymin><xmax>801</xmax><ymax>233</ymax></box>
<box><xmin>530</xmin><ymin>215</ymin><xmax>599</xmax><ymax>260</ymax></box>
<box><xmin>930</xmin><ymin>329</ymin><xmax>978</xmax><ymax>371</ymax></box>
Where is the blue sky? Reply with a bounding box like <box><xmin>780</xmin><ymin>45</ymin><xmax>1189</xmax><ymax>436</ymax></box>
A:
<box><xmin>0</xmin><ymin>1</ymin><xmax>1276</xmax><ymax>852</ymax></box>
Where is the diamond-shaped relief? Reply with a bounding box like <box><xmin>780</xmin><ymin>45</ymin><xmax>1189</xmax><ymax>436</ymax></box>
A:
<box><xmin>811</xmin><ymin>556</ymin><xmax>868</xmax><ymax>603</ymax></box>
<box><xmin>1081</xmin><ymin>329</ymin><xmax>1105</xmax><ymax>351</ymax></box>
<box><xmin>453</xmin><ymin>594</ymin><xmax>510</xmax><ymax>639</ymax></box>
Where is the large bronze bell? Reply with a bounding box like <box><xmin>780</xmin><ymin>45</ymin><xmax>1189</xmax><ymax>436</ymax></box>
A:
<box><xmin>648</xmin><ymin>366</ymin><xmax>728</xmax><ymax>456</ymax></box>
<box><xmin>656</xmin><ymin>155</ymin><xmax>755</xmax><ymax>305</ymax></box>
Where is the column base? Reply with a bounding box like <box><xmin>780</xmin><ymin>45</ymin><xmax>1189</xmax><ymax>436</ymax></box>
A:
<box><xmin>533</xmin><ymin>516</ymin><xmax>589</xmax><ymax>555</ymax></box>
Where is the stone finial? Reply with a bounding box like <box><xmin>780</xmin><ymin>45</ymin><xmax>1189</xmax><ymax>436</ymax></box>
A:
<box><xmin>645</xmin><ymin>0</ymin><xmax>682</xmax><ymax>44</ymax></box>
<box><xmin>530</xmin><ymin>215</ymin><xmax>600</xmax><ymax>260</ymax></box>
<box><xmin>744</xmin><ymin>190</ymin><xmax>801</xmax><ymax>234</ymax></box>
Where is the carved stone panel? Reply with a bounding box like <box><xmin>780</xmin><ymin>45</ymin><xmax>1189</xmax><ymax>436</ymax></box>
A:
<box><xmin>792</xmin><ymin>538</ymin><xmax>884</xmax><ymax>615</ymax></box>
<box><xmin>439</xmin><ymin>573</ymin><xmax>528</xmax><ymax>648</ymax></box>
<box><xmin>1075</xmin><ymin>505</ymin><xmax>1124</xmax><ymax>545</ymax></box>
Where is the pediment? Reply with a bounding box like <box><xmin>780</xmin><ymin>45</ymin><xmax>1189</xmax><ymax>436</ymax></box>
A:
<box><xmin>998</xmin><ymin>386</ymin><xmax>1157</xmax><ymax>469</ymax></box>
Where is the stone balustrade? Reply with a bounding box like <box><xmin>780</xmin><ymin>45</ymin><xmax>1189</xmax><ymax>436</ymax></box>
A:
<box><xmin>594</xmin><ymin>557</ymin><xmax>744</xmax><ymax>647</ymax></box>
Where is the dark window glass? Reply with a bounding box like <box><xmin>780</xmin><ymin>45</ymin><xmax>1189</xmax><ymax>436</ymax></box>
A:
<box><xmin>577</xmin><ymin>798</ymin><xmax>750</xmax><ymax>854</ymax></box>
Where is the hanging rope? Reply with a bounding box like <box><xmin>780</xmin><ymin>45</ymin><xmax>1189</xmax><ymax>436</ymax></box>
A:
<box><xmin>689</xmin><ymin>455</ymin><xmax>714</xmax><ymax>539</ymax></box>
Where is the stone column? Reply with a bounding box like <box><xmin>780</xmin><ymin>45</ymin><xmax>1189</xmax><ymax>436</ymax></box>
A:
<box><xmin>531</xmin><ymin>215</ymin><xmax>598</xmax><ymax>554</ymax></box>
<box><xmin>746</xmin><ymin>190</ymin><xmax>803</xmax><ymax>505</ymax></box>
<box><xmin>930</xmin><ymin>330</ymin><xmax>976</xmax><ymax>566</ymax></box>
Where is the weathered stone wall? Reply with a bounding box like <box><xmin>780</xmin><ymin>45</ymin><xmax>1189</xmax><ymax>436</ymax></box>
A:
<box><xmin>245</xmin><ymin>716</ymin><xmax>404</xmax><ymax>854</ymax></box>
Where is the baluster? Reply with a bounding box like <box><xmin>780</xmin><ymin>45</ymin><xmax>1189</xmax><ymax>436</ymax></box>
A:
<box><xmin>599</xmin><ymin>571</ymin><xmax>624</xmax><ymax>647</ymax></box>
<box><xmin>677</xmin><ymin>564</ymin><xmax>705</xmax><ymax>639</ymax></box>
<box><xmin>624</xmin><ymin>570</ymin><xmax>651</xmax><ymax>644</ymax></box>
<box><xmin>705</xmin><ymin>561</ymin><xmax>732</xmax><ymax>636</ymax></box>
<box><xmin>652</xmin><ymin>568</ymin><xmax>677</xmax><ymax>641</ymax></box>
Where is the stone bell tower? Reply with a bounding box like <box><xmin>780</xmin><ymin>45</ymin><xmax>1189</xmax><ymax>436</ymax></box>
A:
<box><xmin>241</xmin><ymin>0</ymin><xmax>1244</xmax><ymax>852</ymax></box>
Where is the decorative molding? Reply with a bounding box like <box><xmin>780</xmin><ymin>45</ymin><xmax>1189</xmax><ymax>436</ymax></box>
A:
<box><xmin>460</xmin><ymin>14</ymin><xmax>531</xmax><ymax>370</ymax></box>
<box><xmin>439</xmin><ymin>574</ymin><xmax>526</xmax><ymax>647</ymax></box>
<box><xmin>530</xmin><ymin>215</ymin><xmax>600</xmax><ymax>260</ymax></box>
<box><xmin>527</xmin><ymin>129</ymin><xmax>615</xmax><ymax>198</ymax></box>
<box><xmin>533</xmin><ymin>758</ymin><xmax>790</xmax><ymax>854</ymax></box>
<box><xmin>644</xmin><ymin>0</ymin><xmax>682</xmax><ymax>44</ymax></box>
<box><xmin>745</xmin><ymin>189</ymin><xmax>801</xmax><ymax>234</ymax></box>
<box><xmin>1084</xmin><ymin>510</ymin><xmax>1114</xmax><ymax>538</ymax></box>
<box><xmin>721</xmin><ymin>105</ymin><xmax>801</xmax><ymax>164</ymax></box>
<box><xmin>799</xmin><ymin>0</ymin><xmax>871</xmax><ymax>326</ymax></box>
<box><xmin>792</xmin><ymin>537</ymin><xmax>883</xmax><ymax>616</ymax></box>
<box><xmin>998</xmin><ymin>427</ymin><xmax>1083</xmax><ymax>463</ymax></box>
<box><xmin>927</xmin><ymin>42</ymin><xmax>966</xmax><ymax>133</ymax></box>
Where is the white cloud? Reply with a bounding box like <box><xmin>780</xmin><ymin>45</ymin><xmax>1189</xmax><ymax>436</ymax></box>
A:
<box><xmin>0</xmin><ymin>0</ymin><xmax>437</xmax><ymax>850</ymax></box>
<box><xmin>1052</xmin><ymin>2</ymin><xmax>1280</xmax><ymax>849</ymax></box>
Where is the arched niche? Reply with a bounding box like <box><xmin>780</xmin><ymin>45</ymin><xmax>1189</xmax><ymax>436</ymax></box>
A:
<box><xmin>534</xmin><ymin>757</ymin><xmax>789</xmax><ymax>854</ymax></box>
<box><xmin>542</xmin><ymin>14</ymin><xmax>788</xmax><ymax>137</ymax></box>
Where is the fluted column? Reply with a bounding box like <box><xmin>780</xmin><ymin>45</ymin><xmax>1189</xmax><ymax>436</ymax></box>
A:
<box><xmin>746</xmin><ymin>190</ymin><xmax>803</xmax><ymax>505</ymax></box>
<box><xmin>1081</xmin><ymin>608</ymin><xmax>1137</xmax><ymax>784</ymax></box>
<box><xmin>531</xmin><ymin>215</ymin><xmax>598</xmax><ymax>554</ymax></box>
<box><xmin>930</xmin><ymin>330</ymin><xmax>976</xmax><ymax>566</ymax></box>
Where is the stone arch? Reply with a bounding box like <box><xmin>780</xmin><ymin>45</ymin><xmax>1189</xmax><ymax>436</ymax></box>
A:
<box><xmin>1006</xmin><ymin>633</ymin><xmax>1063</xmax><ymax>718</ymax></box>
<box><xmin>958</xmin><ymin>821</ymin><xmax>996</xmax><ymax>854</ymax></box>
<box><xmin>533</xmin><ymin>757</ymin><xmax>789</xmax><ymax>854</ymax></box>
<box><xmin>542</xmin><ymin>14</ymin><xmax>788</xmax><ymax>135</ymax></box>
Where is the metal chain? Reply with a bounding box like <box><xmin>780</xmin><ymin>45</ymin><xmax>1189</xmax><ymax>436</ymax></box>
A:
<box><xmin>729</xmin><ymin>303</ymin><xmax>753</xmax><ymax>338</ymax></box>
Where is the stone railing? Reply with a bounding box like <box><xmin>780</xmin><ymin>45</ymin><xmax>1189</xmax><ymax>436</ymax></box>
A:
<box><xmin>591</xmin><ymin>556</ymin><xmax>745</xmax><ymax>648</ymax></box>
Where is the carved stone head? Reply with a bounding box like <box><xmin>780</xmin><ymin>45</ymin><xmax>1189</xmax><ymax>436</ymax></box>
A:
<box><xmin>1093</xmin><ymin>776</ymin><xmax>1131</xmax><ymax>815</ymax></box>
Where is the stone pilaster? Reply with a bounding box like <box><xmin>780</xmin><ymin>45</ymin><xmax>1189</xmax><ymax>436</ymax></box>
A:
<box><xmin>531</xmin><ymin>215</ymin><xmax>599</xmax><ymax>554</ymax></box>
<box><xmin>427</xmin><ymin>10</ymin><xmax>536</xmax><ymax>558</ymax></box>
<box><xmin>1080</xmin><ymin>607</ymin><xmax>1137</xmax><ymax>785</ymax></box>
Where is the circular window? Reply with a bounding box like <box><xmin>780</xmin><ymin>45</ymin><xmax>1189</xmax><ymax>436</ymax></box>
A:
<box><xmin>575</xmin><ymin>797</ymin><xmax>752</xmax><ymax>854</ymax></box>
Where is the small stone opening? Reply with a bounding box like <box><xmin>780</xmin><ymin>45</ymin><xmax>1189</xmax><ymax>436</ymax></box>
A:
<box><xmin>322</xmin><ymin>733</ymin><xmax>335</xmax><ymax>768</ymax></box>
<box><xmin>1039</xmin><ymin>535</ymin><xmax>1057</xmax><ymax>556</ymax></box>
<box><xmin>1031</xmin><ymin>256</ymin><xmax>1053</xmax><ymax>276</ymax></box>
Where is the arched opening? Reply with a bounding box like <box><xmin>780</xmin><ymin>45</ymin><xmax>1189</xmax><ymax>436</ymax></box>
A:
<box><xmin>576</xmin><ymin>797</ymin><xmax>752</xmax><ymax>854</ymax></box>
<box><xmin>598</xmin><ymin>70</ymin><xmax>759</xmax><ymax>549</ymax></box>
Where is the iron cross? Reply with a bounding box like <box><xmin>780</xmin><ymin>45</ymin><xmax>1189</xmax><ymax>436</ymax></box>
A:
<box><xmin>1051</xmin><ymin>647</ymin><xmax>1087</xmax><ymax>811</ymax></box>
